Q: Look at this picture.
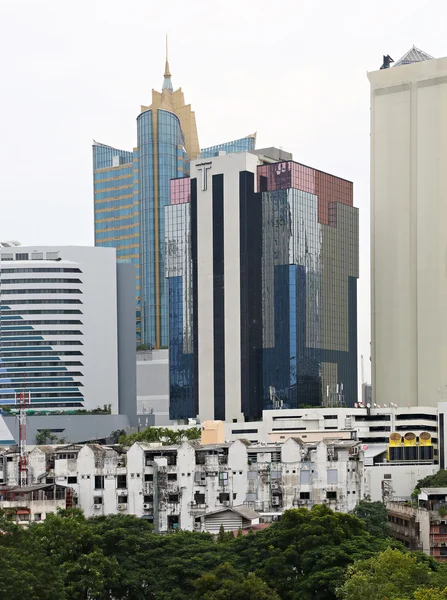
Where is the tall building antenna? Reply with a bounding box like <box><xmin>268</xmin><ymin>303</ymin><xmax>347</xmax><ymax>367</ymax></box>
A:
<box><xmin>16</xmin><ymin>383</ymin><xmax>30</xmax><ymax>487</ymax></box>
<box><xmin>162</xmin><ymin>34</ymin><xmax>173</xmax><ymax>91</ymax></box>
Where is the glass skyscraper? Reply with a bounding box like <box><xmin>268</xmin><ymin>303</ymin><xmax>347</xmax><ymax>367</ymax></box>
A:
<box><xmin>93</xmin><ymin>53</ymin><xmax>199</xmax><ymax>347</ymax></box>
<box><xmin>166</xmin><ymin>152</ymin><xmax>359</xmax><ymax>421</ymax></box>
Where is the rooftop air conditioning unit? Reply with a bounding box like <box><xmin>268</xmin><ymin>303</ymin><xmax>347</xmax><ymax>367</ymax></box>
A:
<box><xmin>93</xmin><ymin>504</ymin><xmax>101</xmax><ymax>509</ymax></box>
<box><xmin>194</xmin><ymin>522</ymin><xmax>200</xmax><ymax>530</ymax></box>
<box><xmin>223</xmin><ymin>501</ymin><xmax>230</xmax><ymax>507</ymax></box>
<box><xmin>117</xmin><ymin>504</ymin><xmax>126</xmax><ymax>511</ymax></box>
<box><xmin>143</xmin><ymin>503</ymin><xmax>150</xmax><ymax>509</ymax></box>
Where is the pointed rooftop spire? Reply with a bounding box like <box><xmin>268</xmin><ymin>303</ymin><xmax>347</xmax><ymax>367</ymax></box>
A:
<box><xmin>162</xmin><ymin>34</ymin><xmax>174</xmax><ymax>92</ymax></box>
<box><xmin>394</xmin><ymin>45</ymin><xmax>434</xmax><ymax>68</ymax></box>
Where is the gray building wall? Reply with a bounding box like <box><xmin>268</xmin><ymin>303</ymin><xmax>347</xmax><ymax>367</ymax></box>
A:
<box><xmin>117</xmin><ymin>263</ymin><xmax>137</xmax><ymax>425</ymax></box>
<box><xmin>137</xmin><ymin>350</ymin><xmax>170</xmax><ymax>425</ymax></box>
<box><xmin>3</xmin><ymin>414</ymin><xmax>130</xmax><ymax>445</ymax></box>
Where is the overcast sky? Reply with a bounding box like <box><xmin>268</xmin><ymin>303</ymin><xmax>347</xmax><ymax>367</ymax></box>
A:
<box><xmin>1</xmin><ymin>0</ymin><xmax>446</xmax><ymax>388</ymax></box>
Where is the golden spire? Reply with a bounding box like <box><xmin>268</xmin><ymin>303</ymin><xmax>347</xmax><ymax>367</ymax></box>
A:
<box><xmin>164</xmin><ymin>34</ymin><xmax>171</xmax><ymax>79</ymax></box>
<box><xmin>162</xmin><ymin>34</ymin><xmax>173</xmax><ymax>92</ymax></box>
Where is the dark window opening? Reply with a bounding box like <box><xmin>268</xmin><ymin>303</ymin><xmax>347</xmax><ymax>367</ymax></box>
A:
<box><xmin>327</xmin><ymin>491</ymin><xmax>337</xmax><ymax>500</ymax></box>
<box><xmin>300</xmin><ymin>492</ymin><xmax>310</xmax><ymax>500</ymax></box>
<box><xmin>117</xmin><ymin>475</ymin><xmax>127</xmax><ymax>489</ymax></box>
<box><xmin>194</xmin><ymin>492</ymin><xmax>205</xmax><ymax>504</ymax></box>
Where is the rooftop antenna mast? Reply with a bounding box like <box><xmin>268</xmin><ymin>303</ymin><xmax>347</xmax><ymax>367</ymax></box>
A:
<box><xmin>16</xmin><ymin>379</ymin><xmax>30</xmax><ymax>487</ymax></box>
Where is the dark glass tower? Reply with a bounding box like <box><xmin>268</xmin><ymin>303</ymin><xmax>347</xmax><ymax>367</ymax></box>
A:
<box><xmin>166</xmin><ymin>153</ymin><xmax>359</xmax><ymax>421</ymax></box>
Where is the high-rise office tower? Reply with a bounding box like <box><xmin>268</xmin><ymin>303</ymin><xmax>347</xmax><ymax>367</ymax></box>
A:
<box><xmin>369</xmin><ymin>47</ymin><xmax>447</xmax><ymax>408</ymax></box>
<box><xmin>93</xmin><ymin>46</ymin><xmax>199</xmax><ymax>347</ymax></box>
<box><xmin>0</xmin><ymin>245</ymin><xmax>136</xmax><ymax>418</ymax></box>
<box><xmin>166</xmin><ymin>151</ymin><xmax>359</xmax><ymax>422</ymax></box>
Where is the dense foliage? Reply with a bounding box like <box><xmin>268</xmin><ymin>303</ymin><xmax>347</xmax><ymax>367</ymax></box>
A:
<box><xmin>352</xmin><ymin>498</ymin><xmax>390</xmax><ymax>538</ymax></box>
<box><xmin>1</xmin><ymin>503</ymin><xmax>447</xmax><ymax>599</ymax></box>
<box><xmin>118</xmin><ymin>426</ymin><xmax>201</xmax><ymax>446</ymax></box>
<box><xmin>415</xmin><ymin>469</ymin><xmax>447</xmax><ymax>490</ymax></box>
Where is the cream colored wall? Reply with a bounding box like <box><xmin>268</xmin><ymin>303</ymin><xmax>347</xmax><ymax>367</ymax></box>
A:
<box><xmin>195</xmin><ymin>161</ymin><xmax>214</xmax><ymax>421</ymax></box>
<box><xmin>369</xmin><ymin>58</ymin><xmax>447</xmax><ymax>407</ymax></box>
<box><xmin>192</xmin><ymin>153</ymin><xmax>260</xmax><ymax>422</ymax></box>
<box><xmin>201</xmin><ymin>421</ymin><xmax>225</xmax><ymax>444</ymax></box>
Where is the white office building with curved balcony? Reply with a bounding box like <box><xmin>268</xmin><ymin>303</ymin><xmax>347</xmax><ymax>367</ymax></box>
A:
<box><xmin>0</xmin><ymin>246</ymin><xmax>127</xmax><ymax>413</ymax></box>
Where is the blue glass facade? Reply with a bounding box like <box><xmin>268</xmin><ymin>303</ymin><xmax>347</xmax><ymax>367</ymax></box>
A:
<box><xmin>0</xmin><ymin>285</ymin><xmax>85</xmax><ymax>409</ymax></box>
<box><xmin>166</xmin><ymin>158</ymin><xmax>358</xmax><ymax>420</ymax></box>
<box><xmin>137</xmin><ymin>109</ymin><xmax>188</xmax><ymax>347</ymax></box>
<box><xmin>93</xmin><ymin>143</ymin><xmax>140</xmax><ymax>340</ymax></box>
<box><xmin>200</xmin><ymin>135</ymin><xmax>256</xmax><ymax>158</ymax></box>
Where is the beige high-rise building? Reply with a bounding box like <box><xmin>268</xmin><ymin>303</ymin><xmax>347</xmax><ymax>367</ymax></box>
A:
<box><xmin>369</xmin><ymin>47</ymin><xmax>447</xmax><ymax>407</ymax></box>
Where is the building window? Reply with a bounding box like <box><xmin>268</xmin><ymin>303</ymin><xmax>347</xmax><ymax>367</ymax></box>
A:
<box><xmin>144</xmin><ymin>474</ymin><xmax>153</xmax><ymax>482</ymax></box>
<box><xmin>218</xmin><ymin>472</ymin><xmax>228</xmax><ymax>486</ymax></box>
<box><xmin>143</xmin><ymin>495</ymin><xmax>153</xmax><ymax>503</ymax></box>
<box><xmin>67</xmin><ymin>476</ymin><xmax>77</xmax><ymax>484</ymax></box>
<box><xmin>93</xmin><ymin>496</ymin><xmax>103</xmax><ymax>505</ymax></box>
<box><xmin>300</xmin><ymin>492</ymin><xmax>310</xmax><ymax>500</ymax></box>
<box><xmin>168</xmin><ymin>494</ymin><xmax>179</xmax><ymax>503</ymax></box>
<box><xmin>194</xmin><ymin>492</ymin><xmax>205</xmax><ymax>504</ymax></box>
<box><xmin>117</xmin><ymin>475</ymin><xmax>127</xmax><ymax>489</ymax></box>
<box><xmin>94</xmin><ymin>475</ymin><xmax>104</xmax><ymax>490</ymax></box>
<box><xmin>300</xmin><ymin>470</ymin><xmax>311</xmax><ymax>485</ymax></box>
<box><xmin>441</xmin><ymin>547</ymin><xmax>447</xmax><ymax>557</ymax></box>
<box><xmin>34</xmin><ymin>513</ymin><xmax>42</xmax><ymax>521</ymax></box>
<box><xmin>327</xmin><ymin>491</ymin><xmax>337</xmax><ymax>500</ymax></box>
<box><xmin>219</xmin><ymin>492</ymin><xmax>230</xmax><ymax>503</ymax></box>
<box><xmin>167</xmin><ymin>474</ymin><xmax>177</xmax><ymax>481</ymax></box>
<box><xmin>194</xmin><ymin>472</ymin><xmax>206</xmax><ymax>484</ymax></box>
<box><xmin>271</xmin><ymin>451</ymin><xmax>281</xmax><ymax>463</ymax></box>
<box><xmin>247</xmin><ymin>453</ymin><xmax>258</xmax><ymax>463</ymax></box>
<box><xmin>327</xmin><ymin>469</ymin><xmax>338</xmax><ymax>484</ymax></box>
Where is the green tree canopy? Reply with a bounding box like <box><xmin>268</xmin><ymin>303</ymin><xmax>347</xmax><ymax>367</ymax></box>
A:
<box><xmin>415</xmin><ymin>470</ymin><xmax>447</xmax><ymax>491</ymax></box>
<box><xmin>337</xmin><ymin>547</ymin><xmax>432</xmax><ymax>600</ymax></box>
<box><xmin>352</xmin><ymin>499</ymin><xmax>390</xmax><ymax>538</ymax></box>
<box><xmin>193</xmin><ymin>562</ymin><xmax>280</xmax><ymax>600</ymax></box>
<box><xmin>119</xmin><ymin>426</ymin><xmax>201</xmax><ymax>446</ymax></box>
<box><xmin>228</xmin><ymin>505</ymin><xmax>392</xmax><ymax>600</ymax></box>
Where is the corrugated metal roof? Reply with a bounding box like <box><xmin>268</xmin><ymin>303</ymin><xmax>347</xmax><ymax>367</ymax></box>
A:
<box><xmin>420</xmin><ymin>488</ymin><xmax>447</xmax><ymax>495</ymax></box>
<box><xmin>203</xmin><ymin>505</ymin><xmax>260</xmax><ymax>521</ymax></box>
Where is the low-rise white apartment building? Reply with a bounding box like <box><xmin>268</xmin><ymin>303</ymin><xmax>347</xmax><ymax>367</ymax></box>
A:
<box><xmin>0</xmin><ymin>438</ymin><xmax>364</xmax><ymax>531</ymax></box>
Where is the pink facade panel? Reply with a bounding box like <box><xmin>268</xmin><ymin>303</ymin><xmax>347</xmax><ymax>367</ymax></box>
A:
<box><xmin>257</xmin><ymin>161</ymin><xmax>353</xmax><ymax>226</ymax></box>
<box><xmin>170</xmin><ymin>177</ymin><xmax>191</xmax><ymax>205</ymax></box>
